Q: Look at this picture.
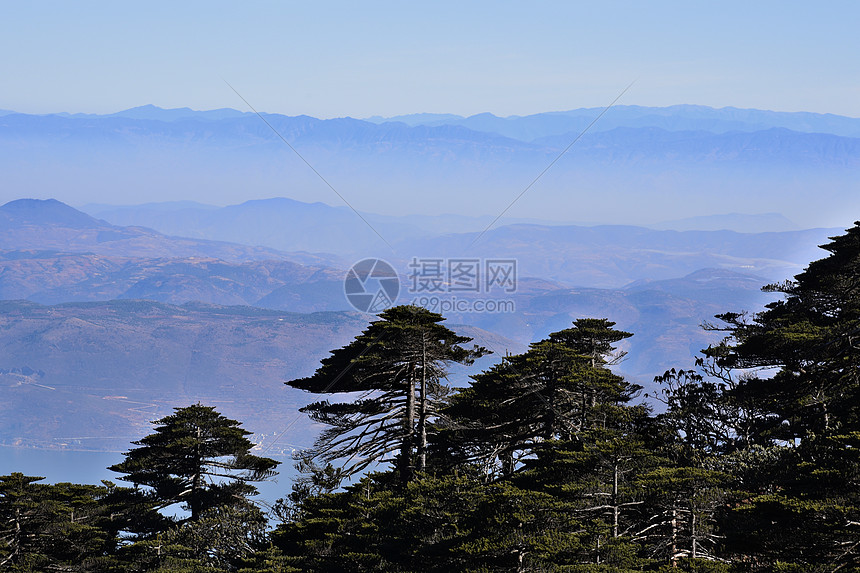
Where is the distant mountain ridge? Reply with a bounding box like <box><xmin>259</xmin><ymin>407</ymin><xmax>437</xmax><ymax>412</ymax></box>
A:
<box><xmin>1</xmin><ymin>198</ymin><xmax>104</xmax><ymax>229</ymax></box>
<box><xmin>73</xmin><ymin>198</ymin><xmax>841</xmax><ymax>287</ymax></box>
<box><xmin>366</xmin><ymin>104</ymin><xmax>860</xmax><ymax>140</ymax></box>
<box><xmin>649</xmin><ymin>212</ymin><xmax>798</xmax><ymax>233</ymax></box>
<box><xmin>0</xmin><ymin>198</ymin><xmax>341</xmax><ymax>267</ymax></box>
<box><xmin>87</xmin><ymin>199</ymin><xmax>800</xmax><ymax>235</ymax></box>
<box><xmin>2</xmin><ymin>101</ymin><xmax>854</xmax><ymax>455</ymax></box>
<box><xmin>16</xmin><ymin>103</ymin><xmax>859</xmax><ymax>137</ymax></box>
<box><xmin>3</xmin><ymin>105</ymin><xmax>858</xmax><ymax>226</ymax></box>
<box><xmin>13</xmin><ymin>103</ymin><xmax>860</xmax><ymax>138</ymax></box>
<box><xmin>49</xmin><ymin>104</ymin><xmax>249</xmax><ymax>122</ymax></box>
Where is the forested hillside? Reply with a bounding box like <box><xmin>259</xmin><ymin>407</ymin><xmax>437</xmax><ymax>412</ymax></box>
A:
<box><xmin>4</xmin><ymin>223</ymin><xmax>860</xmax><ymax>571</ymax></box>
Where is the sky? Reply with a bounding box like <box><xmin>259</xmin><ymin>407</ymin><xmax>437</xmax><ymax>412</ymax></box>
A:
<box><xmin>3</xmin><ymin>1</ymin><xmax>860</xmax><ymax>119</ymax></box>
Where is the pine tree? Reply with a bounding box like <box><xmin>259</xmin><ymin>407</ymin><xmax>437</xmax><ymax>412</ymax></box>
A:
<box><xmin>700</xmin><ymin>223</ymin><xmax>860</xmax><ymax>569</ymax></box>
<box><xmin>0</xmin><ymin>473</ymin><xmax>55</xmax><ymax>570</ymax></box>
<box><xmin>513</xmin><ymin>418</ymin><xmax>657</xmax><ymax>567</ymax></box>
<box><xmin>709</xmin><ymin>222</ymin><xmax>860</xmax><ymax>441</ymax></box>
<box><xmin>453</xmin><ymin>479</ymin><xmax>583</xmax><ymax>572</ymax></box>
<box><xmin>109</xmin><ymin>404</ymin><xmax>279</xmax><ymax>523</ymax></box>
<box><xmin>441</xmin><ymin>319</ymin><xmax>637</xmax><ymax>478</ymax></box>
<box><xmin>0</xmin><ymin>474</ymin><xmax>127</xmax><ymax>571</ymax></box>
<box><xmin>633</xmin><ymin>466</ymin><xmax>730</xmax><ymax>565</ymax></box>
<box><xmin>287</xmin><ymin>305</ymin><xmax>487</xmax><ymax>484</ymax></box>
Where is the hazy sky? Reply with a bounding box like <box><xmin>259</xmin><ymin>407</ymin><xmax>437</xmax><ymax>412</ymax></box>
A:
<box><xmin>3</xmin><ymin>1</ymin><xmax>859</xmax><ymax>118</ymax></box>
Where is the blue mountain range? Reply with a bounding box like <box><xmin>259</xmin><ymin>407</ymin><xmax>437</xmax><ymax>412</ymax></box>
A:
<box><xmin>1</xmin><ymin>104</ymin><xmax>856</xmax><ymax>227</ymax></box>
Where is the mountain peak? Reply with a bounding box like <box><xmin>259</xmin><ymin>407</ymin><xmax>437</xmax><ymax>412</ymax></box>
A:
<box><xmin>0</xmin><ymin>198</ymin><xmax>106</xmax><ymax>229</ymax></box>
<box><xmin>109</xmin><ymin>105</ymin><xmax>245</xmax><ymax>121</ymax></box>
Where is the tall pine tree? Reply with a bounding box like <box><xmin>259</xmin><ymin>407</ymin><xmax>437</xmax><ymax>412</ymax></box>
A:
<box><xmin>703</xmin><ymin>223</ymin><xmax>860</xmax><ymax>569</ymax></box>
<box><xmin>441</xmin><ymin>319</ymin><xmax>636</xmax><ymax>478</ymax></box>
<box><xmin>287</xmin><ymin>305</ymin><xmax>486</xmax><ymax>484</ymax></box>
<box><xmin>109</xmin><ymin>404</ymin><xmax>279</xmax><ymax>523</ymax></box>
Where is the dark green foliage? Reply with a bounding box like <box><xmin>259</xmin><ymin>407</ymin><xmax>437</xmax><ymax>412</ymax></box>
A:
<box><xmin>145</xmin><ymin>504</ymin><xmax>269</xmax><ymax>571</ymax></box>
<box><xmin>276</xmin><ymin>317</ymin><xmax>684</xmax><ymax>571</ymax></box>
<box><xmin>275</xmin><ymin>473</ymin><xmax>415</xmax><ymax>571</ymax></box>
<box><xmin>109</xmin><ymin>404</ymin><xmax>279</xmax><ymax>522</ymax></box>
<box><xmin>546</xmin><ymin>318</ymin><xmax>633</xmax><ymax>365</ymax></box>
<box><xmin>719</xmin><ymin>432</ymin><xmax>860</xmax><ymax>570</ymax></box>
<box><xmin>709</xmin><ymin>222</ymin><xmax>860</xmax><ymax>440</ymax></box>
<box><xmin>514</xmin><ymin>427</ymin><xmax>659</xmax><ymax>563</ymax></box>
<box><xmin>441</xmin><ymin>319</ymin><xmax>638</xmax><ymax>478</ymax></box>
<box><xmin>11</xmin><ymin>222</ymin><xmax>860</xmax><ymax>570</ymax></box>
<box><xmin>287</xmin><ymin>305</ymin><xmax>487</xmax><ymax>483</ymax></box>
<box><xmin>106</xmin><ymin>404</ymin><xmax>279</xmax><ymax>570</ymax></box>
<box><xmin>237</xmin><ymin>545</ymin><xmax>300</xmax><ymax>572</ymax></box>
<box><xmin>0</xmin><ymin>473</ymin><xmax>48</xmax><ymax>568</ymax></box>
<box><xmin>275</xmin><ymin>472</ymin><xmax>585</xmax><ymax>572</ymax></box>
<box><xmin>452</xmin><ymin>479</ymin><xmax>586</xmax><ymax>571</ymax></box>
<box><xmin>698</xmin><ymin>223</ymin><xmax>860</xmax><ymax>569</ymax></box>
<box><xmin>0</xmin><ymin>473</ymin><xmax>130</xmax><ymax>571</ymax></box>
<box><xmin>633</xmin><ymin>466</ymin><xmax>730</xmax><ymax>563</ymax></box>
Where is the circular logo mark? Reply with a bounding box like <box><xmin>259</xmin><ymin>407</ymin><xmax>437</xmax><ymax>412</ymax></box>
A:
<box><xmin>344</xmin><ymin>258</ymin><xmax>400</xmax><ymax>313</ymax></box>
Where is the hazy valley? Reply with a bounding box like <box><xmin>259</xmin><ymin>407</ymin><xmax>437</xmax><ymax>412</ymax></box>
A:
<box><xmin>0</xmin><ymin>105</ymin><xmax>850</xmax><ymax>454</ymax></box>
<box><xmin>0</xmin><ymin>195</ymin><xmax>835</xmax><ymax>453</ymax></box>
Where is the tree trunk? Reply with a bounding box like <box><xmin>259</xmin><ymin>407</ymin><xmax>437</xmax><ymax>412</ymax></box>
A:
<box><xmin>191</xmin><ymin>424</ymin><xmax>202</xmax><ymax>520</ymax></box>
<box><xmin>670</xmin><ymin>507</ymin><xmax>678</xmax><ymax>567</ymax></box>
<box><xmin>612</xmin><ymin>461</ymin><xmax>619</xmax><ymax>538</ymax></box>
<box><xmin>400</xmin><ymin>364</ymin><xmax>416</xmax><ymax>484</ymax></box>
<box><xmin>690</xmin><ymin>505</ymin><xmax>697</xmax><ymax>559</ymax></box>
<box><xmin>501</xmin><ymin>449</ymin><xmax>515</xmax><ymax>477</ymax></box>
<box><xmin>418</xmin><ymin>335</ymin><xmax>428</xmax><ymax>473</ymax></box>
<box><xmin>580</xmin><ymin>379</ymin><xmax>588</xmax><ymax>432</ymax></box>
<box><xmin>6</xmin><ymin>506</ymin><xmax>21</xmax><ymax>566</ymax></box>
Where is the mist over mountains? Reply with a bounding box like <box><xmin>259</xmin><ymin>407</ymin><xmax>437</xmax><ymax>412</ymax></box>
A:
<box><xmin>366</xmin><ymin>104</ymin><xmax>860</xmax><ymax>139</ymax></box>
<box><xmin>82</xmin><ymin>197</ymin><xmax>834</xmax><ymax>288</ymax></box>
<box><xmin>0</xmin><ymin>198</ymin><xmax>834</xmax><ymax>368</ymax></box>
<box><xmin>0</xmin><ymin>102</ymin><xmax>852</xmax><ymax>453</ymax></box>
<box><xmin>0</xmin><ymin>195</ymin><xmax>837</xmax><ymax>451</ymax></box>
<box><xmin>2</xmin><ymin>104</ymin><xmax>859</xmax><ymax>227</ymax></box>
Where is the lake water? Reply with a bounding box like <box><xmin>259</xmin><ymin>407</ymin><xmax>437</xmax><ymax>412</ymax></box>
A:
<box><xmin>0</xmin><ymin>446</ymin><xmax>297</xmax><ymax>511</ymax></box>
